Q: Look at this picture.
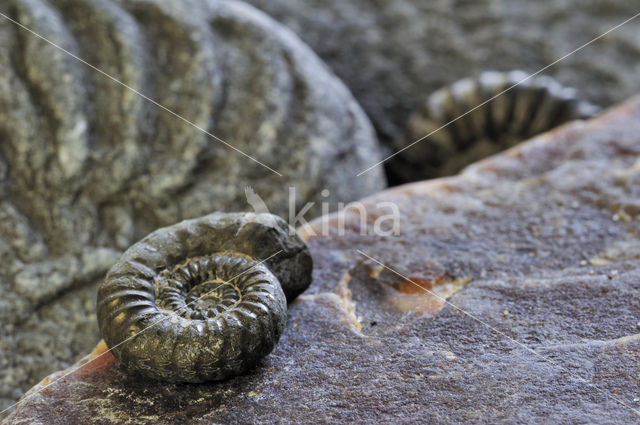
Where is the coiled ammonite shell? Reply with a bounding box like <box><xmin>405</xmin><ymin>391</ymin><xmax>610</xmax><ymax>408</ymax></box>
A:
<box><xmin>97</xmin><ymin>212</ymin><xmax>312</xmax><ymax>382</ymax></box>
<box><xmin>393</xmin><ymin>70</ymin><xmax>601</xmax><ymax>180</ymax></box>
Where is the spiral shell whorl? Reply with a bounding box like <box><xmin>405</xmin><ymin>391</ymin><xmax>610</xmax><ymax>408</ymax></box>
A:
<box><xmin>393</xmin><ymin>70</ymin><xmax>601</xmax><ymax>180</ymax></box>
<box><xmin>97</xmin><ymin>212</ymin><xmax>311</xmax><ymax>383</ymax></box>
<box><xmin>155</xmin><ymin>254</ymin><xmax>267</xmax><ymax>320</ymax></box>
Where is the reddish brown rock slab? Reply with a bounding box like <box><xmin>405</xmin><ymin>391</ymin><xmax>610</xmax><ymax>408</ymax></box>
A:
<box><xmin>5</xmin><ymin>97</ymin><xmax>640</xmax><ymax>424</ymax></box>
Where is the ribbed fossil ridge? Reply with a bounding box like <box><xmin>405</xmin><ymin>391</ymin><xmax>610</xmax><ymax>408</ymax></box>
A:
<box><xmin>154</xmin><ymin>254</ymin><xmax>276</xmax><ymax>321</ymax></box>
<box><xmin>394</xmin><ymin>70</ymin><xmax>601</xmax><ymax>180</ymax></box>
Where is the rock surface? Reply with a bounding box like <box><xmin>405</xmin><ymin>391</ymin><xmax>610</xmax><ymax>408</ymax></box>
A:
<box><xmin>244</xmin><ymin>0</ymin><xmax>640</xmax><ymax>181</ymax></box>
<box><xmin>0</xmin><ymin>0</ymin><xmax>384</xmax><ymax>415</ymax></box>
<box><xmin>5</xmin><ymin>97</ymin><xmax>640</xmax><ymax>423</ymax></box>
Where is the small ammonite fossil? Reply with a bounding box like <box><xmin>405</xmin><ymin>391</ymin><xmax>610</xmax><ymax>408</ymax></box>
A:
<box><xmin>97</xmin><ymin>212</ymin><xmax>312</xmax><ymax>382</ymax></box>
<box><xmin>392</xmin><ymin>70</ymin><xmax>601</xmax><ymax>181</ymax></box>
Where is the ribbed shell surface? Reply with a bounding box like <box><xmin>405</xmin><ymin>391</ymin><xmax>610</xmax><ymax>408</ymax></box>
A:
<box><xmin>394</xmin><ymin>70</ymin><xmax>600</xmax><ymax>179</ymax></box>
<box><xmin>96</xmin><ymin>212</ymin><xmax>311</xmax><ymax>382</ymax></box>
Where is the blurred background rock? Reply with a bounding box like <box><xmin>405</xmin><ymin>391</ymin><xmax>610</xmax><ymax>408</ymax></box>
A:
<box><xmin>244</xmin><ymin>0</ymin><xmax>640</xmax><ymax>182</ymax></box>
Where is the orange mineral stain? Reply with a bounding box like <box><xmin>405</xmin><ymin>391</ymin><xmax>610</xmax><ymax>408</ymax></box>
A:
<box><xmin>388</xmin><ymin>275</ymin><xmax>472</xmax><ymax>316</ymax></box>
<box><xmin>397</xmin><ymin>275</ymin><xmax>449</xmax><ymax>294</ymax></box>
<box><xmin>74</xmin><ymin>340</ymin><xmax>116</xmax><ymax>377</ymax></box>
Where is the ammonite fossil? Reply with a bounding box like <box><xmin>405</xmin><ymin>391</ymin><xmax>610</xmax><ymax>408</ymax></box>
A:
<box><xmin>97</xmin><ymin>212</ymin><xmax>312</xmax><ymax>382</ymax></box>
<box><xmin>393</xmin><ymin>70</ymin><xmax>601</xmax><ymax>181</ymax></box>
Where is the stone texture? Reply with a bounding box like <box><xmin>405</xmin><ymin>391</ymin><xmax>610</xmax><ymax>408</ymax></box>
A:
<box><xmin>6</xmin><ymin>97</ymin><xmax>640</xmax><ymax>423</ymax></box>
<box><xmin>0</xmin><ymin>0</ymin><xmax>384</xmax><ymax>416</ymax></box>
<box><xmin>244</xmin><ymin>0</ymin><xmax>640</xmax><ymax>182</ymax></box>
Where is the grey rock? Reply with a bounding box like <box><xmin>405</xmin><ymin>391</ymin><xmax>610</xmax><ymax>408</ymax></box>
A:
<box><xmin>0</xmin><ymin>0</ymin><xmax>383</xmax><ymax>416</ymax></box>
<box><xmin>6</xmin><ymin>95</ymin><xmax>640</xmax><ymax>424</ymax></box>
<box><xmin>243</xmin><ymin>0</ymin><xmax>640</xmax><ymax>181</ymax></box>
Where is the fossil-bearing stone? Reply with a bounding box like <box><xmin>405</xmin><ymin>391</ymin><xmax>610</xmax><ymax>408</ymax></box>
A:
<box><xmin>0</xmin><ymin>0</ymin><xmax>383</xmax><ymax>415</ymax></box>
<box><xmin>5</xmin><ymin>96</ymin><xmax>640</xmax><ymax>424</ymax></box>
<box><xmin>244</xmin><ymin>0</ymin><xmax>640</xmax><ymax>182</ymax></box>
